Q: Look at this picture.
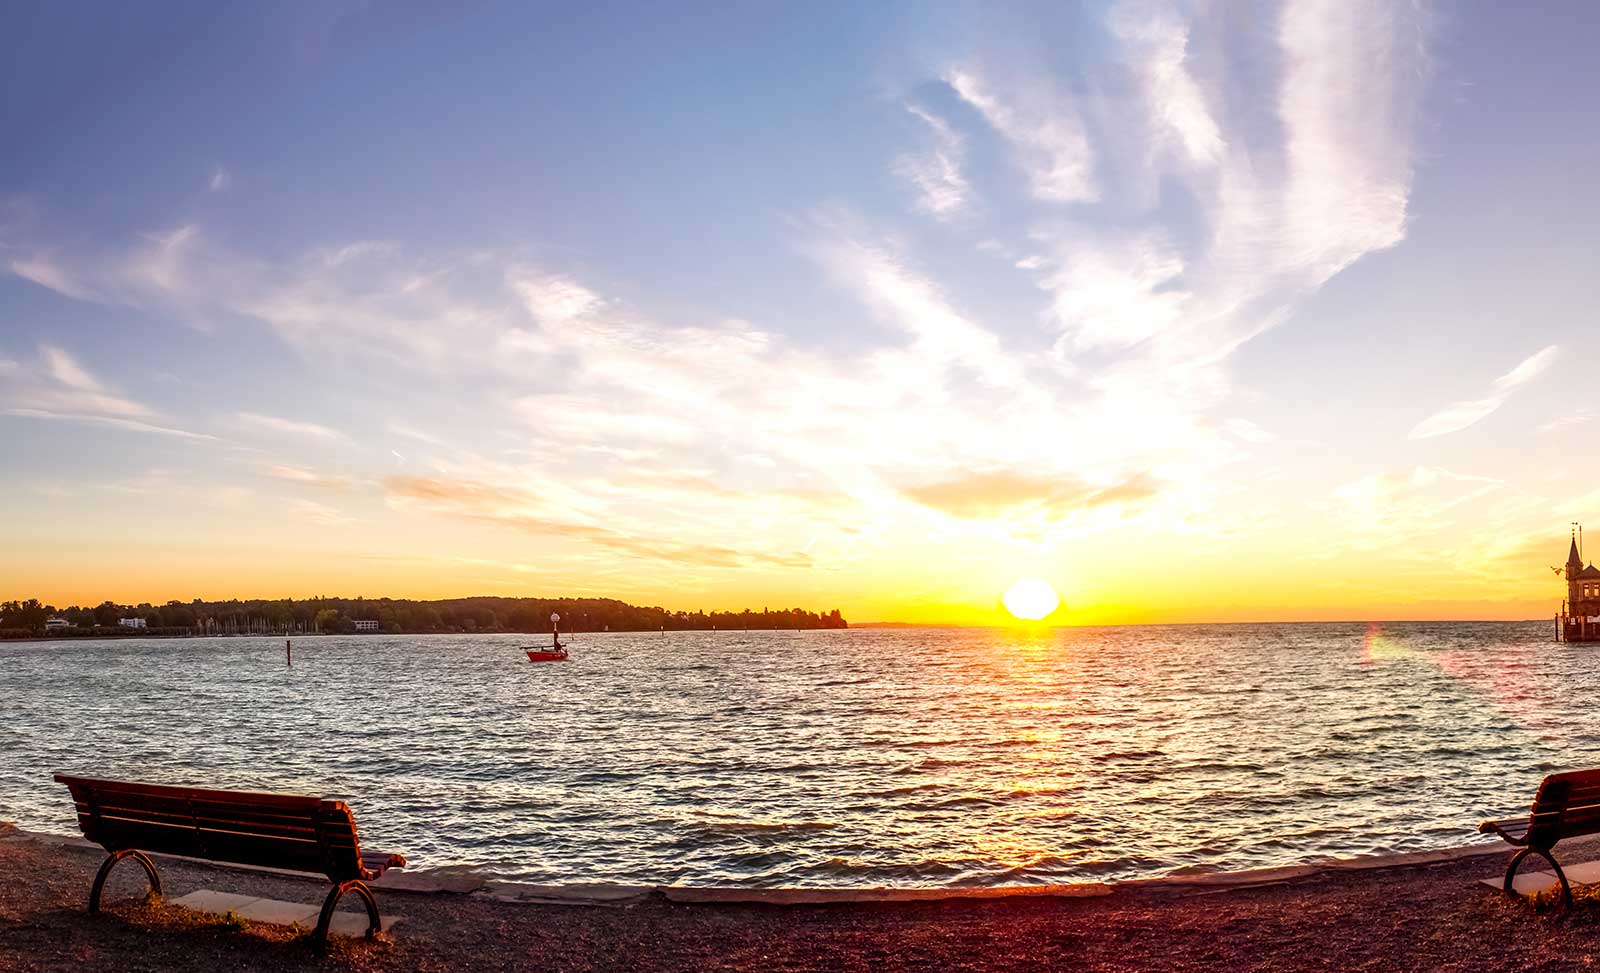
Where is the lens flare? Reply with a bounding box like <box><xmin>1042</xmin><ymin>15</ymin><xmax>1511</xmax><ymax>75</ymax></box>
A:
<box><xmin>1003</xmin><ymin>578</ymin><xmax>1060</xmax><ymax>621</ymax></box>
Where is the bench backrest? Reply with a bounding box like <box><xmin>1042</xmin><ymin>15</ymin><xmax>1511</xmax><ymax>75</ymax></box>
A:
<box><xmin>55</xmin><ymin>774</ymin><xmax>368</xmax><ymax>882</ymax></box>
<box><xmin>1529</xmin><ymin>768</ymin><xmax>1600</xmax><ymax>846</ymax></box>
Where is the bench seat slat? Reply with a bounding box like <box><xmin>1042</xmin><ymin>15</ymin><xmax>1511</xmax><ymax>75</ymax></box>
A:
<box><xmin>86</xmin><ymin>819</ymin><xmax>206</xmax><ymax>858</ymax></box>
<box><xmin>189</xmin><ymin>799</ymin><xmax>330</xmax><ymax>818</ymax></box>
<box><xmin>193</xmin><ymin>820</ymin><xmax>321</xmax><ymax>843</ymax></box>
<box><xmin>197</xmin><ymin>831</ymin><xmax>329</xmax><ymax>873</ymax></box>
<box><xmin>1550</xmin><ymin>786</ymin><xmax>1600</xmax><ymax>803</ymax></box>
<box><xmin>75</xmin><ymin>793</ymin><xmax>195</xmax><ymax>817</ymax></box>
<box><xmin>79</xmin><ymin>805</ymin><xmax>194</xmax><ymax>828</ymax></box>
<box><xmin>77</xmin><ymin>797</ymin><xmax>335</xmax><ymax>836</ymax></box>
<box><xmin>190</xmin><ymin>810</ymin><xmax>323</xmax><ymax>833</ymax></box>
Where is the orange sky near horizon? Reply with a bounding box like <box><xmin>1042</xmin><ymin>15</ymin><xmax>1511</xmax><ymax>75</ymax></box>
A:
<box><xmin>8</xmin><ymin>497</ymin><xmax>1576</xmax><ymax>626</ymax></box>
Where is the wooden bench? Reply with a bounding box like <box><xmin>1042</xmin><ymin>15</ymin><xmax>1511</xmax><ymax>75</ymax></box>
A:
<box><xmin>56</xmin><ymin>774</ymin><xmax>405</xmax><ymax>945</ymax></box>
<box><xmin>1479</xmin><ymin>768</ymin><xmax>1600</xmax><ymax>905</ymax></box>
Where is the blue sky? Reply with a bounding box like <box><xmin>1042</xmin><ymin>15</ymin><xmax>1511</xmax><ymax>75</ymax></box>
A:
<box><xmin>4</xmin><ymin>1</ymin><xmax>1598</xmax><ymax>622</ymax></box>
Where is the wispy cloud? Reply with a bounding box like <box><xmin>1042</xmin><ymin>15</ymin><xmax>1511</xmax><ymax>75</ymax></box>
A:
<box><xmin>934</xmin><ymin>0</ymin><xmax>1434</xmax><ymax>475</ymax></box>
<box><xmin>288</xmin><ymin>497</ymin><xmax>353</xmax><ymax>527</ymax></box>
<box><xmin>1110</xmin><ymin>1</ymin><xmax>1224</xmax><ymax>168</ymax></box>
<box><xmin>11</xmin><ymin>254</ymin><xmax>103</xmax><ymax>301</ymax></box>
<box><xmin>0</xmin><ymin>344</ymin><xmax>214</xmax><ymax>440</ymax></box>
<box><xmin>385</xmin><ymin>475</ymin><xmax>811</xmax><ymax>569</ymax></box>
<box><xmin>1409</xmin><ymin>346</ymin><xmax>1559</xmax><ymax>439</ymax></box>
<box><xmin>1277</xmin><ymin>0</ymin><xmax>1425</xmax><ymax>285</ymax></box>
<box><xmin>103</xmin><ymin>467</ymin><xmax>250</xmax><ymax>506</ymax></box>
<box><xmin>6</xmin><ymin>231</ymin><xmax>524</xmax><ymax>365</ymax></box>
<box><xmin>1540</xmin><ymin>410</ymin><xmax>1593</xmax><ymax>435</ymax></box>
<box><xmin>387</xmin><ymin>422</ymin><xmax>446</xmax><ymax>446</ymax></box>
<box><xmin>10</xmin><ymin>223</ymin><xmax>220</xmax><ymax>322</ymax></box>
<box><xmin>947</xmin><ymin>67</ymin><xmax>1097</xmax><ymax>204</ymax></box>
<box><xmin>901</xmin><ymin>471</ymin><xmax>1157</xmax><ymax>521</ymax></box>
<box><xmin>1225</xmin><ymin>419</ymin><xmax>1274</xmax><ymax>444</ymax></box>
<box><xmin>512</xmin><ymin>273</ymin><xmax>604</xmax><ymax>325</ymax></box>
<box><xmin>5</xmin><ymin>410</ymin><xmax>215</xmax><ymax>440</ymax></box>
<box><xmin>1039</xmin><ymin>230</ymin><xmax>1187</xmax><ymax>354</ymax></box>
<box><xmin>1327</xmin><ymin>465</ymin><xmax>1506</xmax><ymax>553</ymax></box>
<box><xmin>235</xmin><ymin>411</ymin><xmax>346</xmax><ymax>441</ymax></box>
<box><xmin>896</xmin><ymin>103</ymin><xmax>970</xmax><ymax>219</ymax></box>
<box><xmin>265</xmin><ymin>464</ymin><xmax>354</xmax><ymax>489</ymax></box>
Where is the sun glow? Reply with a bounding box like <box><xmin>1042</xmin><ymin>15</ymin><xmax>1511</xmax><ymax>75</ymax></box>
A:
<box><xmin>1002</xmin><ymin>578</ymin><xmax>1060</xmax><ymax>621</ymax></box>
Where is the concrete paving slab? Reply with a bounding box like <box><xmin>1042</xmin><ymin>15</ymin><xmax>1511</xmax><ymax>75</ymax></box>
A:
<box><xmin>1478</xmin><ymin>858</ymin><xmax>1600</xmax><ymax>896</ymax></box>
<box><xmin>324</xmin><ymin>911</ymin><xmax>401</xmax><ymax>938</ymax></box>
<box><xmin>170</xmin><ymin>890</ymin><xmax>263</xmax><ymax>913</ymax></box>
<box><xmin>233</xmin><ymin>898</ymin><xmax>319</xmax><ymax>927</ymax></box>
<box><xmin>170</xmin><ymin>889</ymin><xmax>399</xmax><ymax>938</ymax></box>
<box><xmin>371</xmin><ymin>870</ymin><xmax>484</xmax><ymax>894</ymax></box>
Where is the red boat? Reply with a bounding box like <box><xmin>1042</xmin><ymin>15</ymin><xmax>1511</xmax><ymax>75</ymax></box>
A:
<box><xmin>528</xmin><ymin>611</ymin><xmax>569</xmax><ymax>662</ymax></box>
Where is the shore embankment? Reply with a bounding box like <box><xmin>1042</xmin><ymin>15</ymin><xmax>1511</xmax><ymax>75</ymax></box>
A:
<box><xmin>6</xmin><ymin>823</ymin><xmax>1600</xmax><ymax>972</ymax></box>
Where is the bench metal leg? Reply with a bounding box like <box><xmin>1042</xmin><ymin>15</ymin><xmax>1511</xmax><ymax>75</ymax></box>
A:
<box><xmin>89</xmin><ymin>850</ymin><xmax>162</xmax><ymax>914</ymax></box>
<box><xmin>314</xmin><ymin>879</ymin><xmax>381</xmax><ymax>947</ymax></box>
<box><xmin>1503</xmin><ymin>847</ymin><xmax>1573</xmax><ymax>907</ymax></box>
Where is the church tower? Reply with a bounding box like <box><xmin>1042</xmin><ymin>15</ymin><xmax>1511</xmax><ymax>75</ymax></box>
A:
<box><xmin>1567</xmin><ymin>533</ymin><xmax>1585</xmax><ymax>608</ymax></box>
<box><xmin>1561</xmin><ymin>527</ymin><xmax>1600</xmax><ymax>640</ymax></box>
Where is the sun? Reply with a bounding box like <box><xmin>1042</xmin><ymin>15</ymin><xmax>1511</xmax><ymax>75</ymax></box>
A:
<box><xmin>1002</xmin><ymin>578</ymin><xmax>1060</xmax><ymax>621</ymax></box>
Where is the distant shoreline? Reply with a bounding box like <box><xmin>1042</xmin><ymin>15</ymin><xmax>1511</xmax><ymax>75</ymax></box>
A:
<box><xmin>0</xmin><ymin>617</ymin><xmax>1557</xmax><ymax>643</ymax></box>
<box><xmin>0</xmin><ymin>628</ymin><xmax>859</xmax><ymax>645</ymax></box>
<box><xmin>1</xmin><ymin>594</ymin><xmax>848</xmax><ymax>641</ymax></box>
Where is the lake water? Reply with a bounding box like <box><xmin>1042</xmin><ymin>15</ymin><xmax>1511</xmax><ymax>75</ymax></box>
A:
<box><xmin>0</xmin><ymin>623</ymin><xmax>1587</xmax><ymax>887</ymax></box>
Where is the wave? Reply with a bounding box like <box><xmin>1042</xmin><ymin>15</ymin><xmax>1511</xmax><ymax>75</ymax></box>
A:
<box><xmin>689</xmin><ymin>819</ymin><xmax>839</xmax><ymax>836</ymax></box>
<box><xmin>1092</xmin><ymin>749</ymin><xmax>1163</xmax><ymax>763</ymax></box>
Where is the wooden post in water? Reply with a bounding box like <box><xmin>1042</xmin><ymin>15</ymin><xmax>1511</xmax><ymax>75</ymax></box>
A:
<box><xmin>286</xmin><ymin>639</ymin><xmax>292</xmax><ymax>667</ymax></box>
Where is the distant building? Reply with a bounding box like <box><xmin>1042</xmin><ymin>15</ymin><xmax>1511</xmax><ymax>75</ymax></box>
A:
<box><xmin>118</xmin><ymin>617</ymin><xmax>147</xmax><ymax>629</ymax></box>
<box><xmin>353</xmin><ymin>619</ymin><xmax>380</xmax><ymax>631</ymax></box>
<box><xmin>1560</xmin><ymin>532</ymin><xmax>1600</xmax><ymax>642</ymax></box>
<box><xmin>45</xmin><ymin>617</ymin><xmax>71</xmax><ymax>630</ymax></box>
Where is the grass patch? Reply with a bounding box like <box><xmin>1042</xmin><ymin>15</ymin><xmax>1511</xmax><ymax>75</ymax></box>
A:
<box><xmin>1516</xmin><ymin>880</ymin><xmax>1600</xmax><ymax>918</ymax></box>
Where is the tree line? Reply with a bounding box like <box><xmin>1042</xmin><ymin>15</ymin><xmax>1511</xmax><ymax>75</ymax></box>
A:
<box><xmin>0</xmin><ymin>596</ymin><xmax>847</xmax><ymax>638</ymax></box>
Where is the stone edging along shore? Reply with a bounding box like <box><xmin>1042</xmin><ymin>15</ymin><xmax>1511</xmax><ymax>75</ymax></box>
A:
<box><xmin>0</xmin><ymin>821</ymin><xmax>1511</xmax><ymax>908</ymax></box>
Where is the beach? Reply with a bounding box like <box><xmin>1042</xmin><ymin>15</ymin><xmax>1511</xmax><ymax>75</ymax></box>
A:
<box><xmin>6</xmin><ymin>824</ymin><xmax>1600</xmax><ymax>972</ymax></box>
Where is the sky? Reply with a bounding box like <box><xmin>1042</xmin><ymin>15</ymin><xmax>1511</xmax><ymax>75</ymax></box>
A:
<box><xmin>3</xmin><ymin>0</ymin><xmax>1599</xmax><ymax>625</ymax></box>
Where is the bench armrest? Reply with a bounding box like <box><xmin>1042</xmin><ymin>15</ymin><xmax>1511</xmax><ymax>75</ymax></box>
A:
<box><xmin>1479</xmin><ymin>817</ymin><xmax>1531</xmax><ymax>845</ymax></box>
<box><xmin>361</xmin><ymin>850</ymin><xmax>407</xmax><ymax>880</ymax></box>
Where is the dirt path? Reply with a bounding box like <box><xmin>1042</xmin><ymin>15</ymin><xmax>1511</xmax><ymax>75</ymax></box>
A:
<box><xmin>4</xmin><ymin>831</ymin><xmax>1600</xmax><ymax>971</ymax></box>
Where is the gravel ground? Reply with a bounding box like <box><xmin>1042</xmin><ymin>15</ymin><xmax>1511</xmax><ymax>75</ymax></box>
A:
<box><xmin>6</xmin><ymin>830</ymin><xmax>1600</xmax><ymax>972</ymax></box>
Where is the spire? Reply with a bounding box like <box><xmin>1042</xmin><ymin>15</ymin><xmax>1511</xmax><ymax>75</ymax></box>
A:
<box><xmin>1569</xmin><ymin>534</ymin><xmax>1585</xmax><ymax>575</ymax></box>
